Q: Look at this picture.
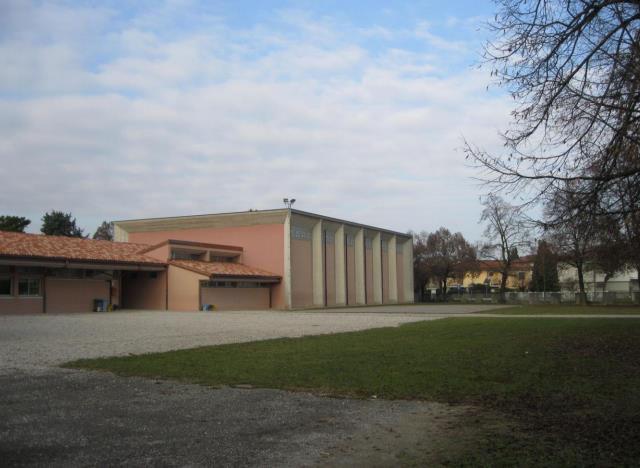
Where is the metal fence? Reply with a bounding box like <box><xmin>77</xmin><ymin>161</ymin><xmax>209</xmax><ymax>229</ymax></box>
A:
<box><xmin>427</xmin><ymin>291</ymin><xmax>640</xmax><ymax>305</ymax></box>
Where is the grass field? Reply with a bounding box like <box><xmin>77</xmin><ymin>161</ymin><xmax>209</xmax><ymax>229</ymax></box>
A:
<box><xmin>67</xmin><ymin>318</ymin><xmax>640</xmax><ymax>465</ymax></box>
<box><xmin>483</xmin><ymin>304</ymin><xmax>640</xmax><ymax>314</ymax></box>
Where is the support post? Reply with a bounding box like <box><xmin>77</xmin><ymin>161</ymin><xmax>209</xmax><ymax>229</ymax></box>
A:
<box><xmin>355</xmin><ymin>228</ymin><xmax>366</xmax><ymax>304</ymax></box>
<box><xmin>388</xmin><ymin>236</ymin><xmax>398</xmax><ymax>303</ymax></box>
<box><xmin>335</xmin><ymin>225</ymin><xmax>346</xmax><ymax>306</ymax></box>
<box><xmin>372</xmin><ymin>232</ymin><xmax>382</xmax><ymax>304</ymax></box>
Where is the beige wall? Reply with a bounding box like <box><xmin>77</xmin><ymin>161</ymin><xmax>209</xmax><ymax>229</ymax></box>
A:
<box><xmin>168</xmin><ymin>265</ymin><xmax>208</xmax><ymax>311</ymax></box>
<box><xmin>45</xmin><ymin>278</ymin><xmax>110</xmax><ymax>314</ymax></box>
<box><xmin>201</xmin><ymin>287</ymin><xmax>270</xmax><ymax>310</ymax></box>
<box><xmin>325</xmin><ymin>240</ymin><xmax>336</xmax><ymax>306</ymax></box>
<box><xmin>122</xmin><ymin>271</ymin><xmax>166</xmax><ymax>310</ymax></box>
<box><xmin>291</xmin><ymin>238</ymin><xmax>313</xmax><ymax>308</ymax></box>
<box><xmin>365</xmin><ymin>245</ymin><xmax>374</xmax><ymax>304</ymax></box>
<box><xmin>382</xmin><ymin>247</ymin><xmax>389</xmax><ymax>303</ymax></box>
<box><xmin>396</xmin><ymin>252</ymin><xmax>404</xmax><ymax>302</ymax></box>
<box><xmin>346</xmin><ymin>243</ymin><xmax>356</xmax><ymax>305</ymax></box>
<box><xmin>127</xmin><ymin>223</ymin><xmax>286</xmax><ymax>308</ymax></box>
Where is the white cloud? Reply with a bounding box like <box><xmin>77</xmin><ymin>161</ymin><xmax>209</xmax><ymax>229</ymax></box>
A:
<box><xmin>0</xmin><ymin>2</ymin><xmax>511</xmax><ymax>240</ymax></box>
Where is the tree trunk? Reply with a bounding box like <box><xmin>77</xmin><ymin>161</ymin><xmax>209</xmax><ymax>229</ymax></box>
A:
<box><xmin>576</xmin><ymin>263</ymin><xmax>587</xmax><ymax>305</ymax></box>
<box><xmin>499</xmin><ymin>270</ymin><xmax>508</xmax><ymax>303</ymax></box>
<box><xmin>441</xmin><ymin>279</ymin><xmax>447</xmax><ymax>302</ymax></box>
<box><xmin>635</xmin><ymin>267</ymin><xmax>640</xmax><ymax>304</ymax></box>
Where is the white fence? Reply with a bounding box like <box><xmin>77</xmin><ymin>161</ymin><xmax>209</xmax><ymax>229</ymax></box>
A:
<box><xmin>429</xmin><ymin>291</ymin><xmax>640</xmax><ymax>305</ymax></box>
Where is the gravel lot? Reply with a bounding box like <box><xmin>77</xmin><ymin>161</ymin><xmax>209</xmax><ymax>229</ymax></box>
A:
<box><xmin>0</xmin><ymin>305</ymin><xmax>502</xmax><ymax>371</ymax></box>
<box><xmin>0</xmin><ymin>305</ymin><xmax>505</xmax><ymax>467</ymax></box>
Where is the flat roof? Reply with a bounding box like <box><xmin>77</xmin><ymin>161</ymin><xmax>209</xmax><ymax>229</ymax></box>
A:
<box><xmin>115</xmin><ymin>208</ymin><xmax>411</xmax><ymax>239</ymax></box>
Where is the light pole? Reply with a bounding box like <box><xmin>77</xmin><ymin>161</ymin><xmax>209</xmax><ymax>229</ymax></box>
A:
<box><xmin>283</xmin><ymin>198</ymin><xmax>296</xmax><ymax>209</ymax></box>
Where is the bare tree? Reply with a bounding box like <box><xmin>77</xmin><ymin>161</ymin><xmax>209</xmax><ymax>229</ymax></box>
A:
<box><xmin>466</xmin><ymin>0</ymin><xmax>640</xmax><ymax>222</ymax></box>
<box><xmin>420</xmin><ymin>227</ymin><xmax>477</xmax><ymax>300</ymax></box>
<box><xmin>544</xmin><ymin>187</ymin><xmax>598</xmax><ymax>302</ymax></box>
<box><xmin>480</xmin><ymin>194</ymin><xmax>531</xmax><ymax>301</ymax></box>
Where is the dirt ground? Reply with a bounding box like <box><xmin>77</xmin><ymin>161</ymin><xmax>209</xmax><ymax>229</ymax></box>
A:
<box><xmin>0</xmin><ymin>368</ymin><xmax>511</xmax><ymax>467</ymax></box>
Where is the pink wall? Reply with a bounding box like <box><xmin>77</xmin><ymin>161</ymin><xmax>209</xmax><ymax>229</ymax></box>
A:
<box><xmin>0</xmin><ymin>270</ymin><xmax>43</xmax><ymax>315</ymax></box>
<box><xmin>128</xmin><ymin>223</ymin><xmax>285</xmax><ymax>308</ymax></box>
<box><xmin>46</xmin><ymin>278</ymin><xmax>110</xmax><ymax>314</ymax></box>
<box><xmin>168</xmin><ymin>265</ymin><xmax>208</xmax><ymax>311</ymax></box>
<box><xmin>0</xmin><ymin>297</ymin><xmax>42</xmax><ymax>315</ymax></box>
<box><xmin>201</xmin><ymin>287</ymin><xmax>270</xmax><ymax>310</ymax></box>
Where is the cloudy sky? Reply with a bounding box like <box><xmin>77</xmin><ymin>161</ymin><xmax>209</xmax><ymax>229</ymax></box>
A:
<box><xmin>0</xmin><ymin>0</ymin><xmax>512</xmax><ymax>240</ymax></box>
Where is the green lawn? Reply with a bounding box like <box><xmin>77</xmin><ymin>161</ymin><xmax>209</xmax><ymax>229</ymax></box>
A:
<box><xmin>67</xmin><ymin>318</ymin><xmax>640</xmax><ymax>466</ymax></box>
<box><xmin>485</xmin><ymin>304</ymin><xmax>640</xmax><ymax>314</ymax></box>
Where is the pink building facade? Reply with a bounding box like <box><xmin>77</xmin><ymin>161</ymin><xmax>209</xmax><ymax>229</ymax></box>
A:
<box><xmin>114</xmin><ymin>209</ymin><xmax>414</xmax><ymax>310</ymax></box>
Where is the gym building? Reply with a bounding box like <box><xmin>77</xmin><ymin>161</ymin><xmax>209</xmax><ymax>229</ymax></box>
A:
<box><xmin>0</xmin><ymin>209</ymin><xmax>414</xmax><ymax>314</ymax></box>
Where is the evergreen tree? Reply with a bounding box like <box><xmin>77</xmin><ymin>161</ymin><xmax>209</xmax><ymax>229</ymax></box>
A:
<box><xmin>0</xmin><ymin>215</ymin><xmax>31</xmax><ymax>232</ymax></box>
<box><xmin>93</xmin><ymin>221</ymin><xmax>114</xmax><ymax>241</ymax></box>
<box><xmin>41</xmin><ymin>211</ymin><xmax>85</xmax><ymax>237</ymax></box>
<box><xmin>531</xmin><ymin>240</ymin><xmax>559</xmax><ymax>292</ymax></box>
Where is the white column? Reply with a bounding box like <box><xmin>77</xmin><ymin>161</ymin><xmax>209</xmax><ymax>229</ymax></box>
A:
<box><xmin>335</xmin><ymin>224</ymin><xmax>346</xmax><ymax>306</ymax></box>
<box><xmin>312</xmin><ymin>220</ymin><xmax>325</xmax><ymax>306</ymax></box>
<box><xmin>354</xmin><ymin>228</ymin><xmax>366</xmax><ymax>305</ymax></box>
<box><xmin>388</xmin><ymin>236</ymin><xmax>398</xmax><ymax>303</ymax></box>
<box><xmin>402</xmin><ymin>237</ymin><xmax>414</xmax><ymax>303</ymax></box>
<box><xmin>372</xmin><ymin>232</ymin><xmax>382</xmax><ymax>304</ymax></box>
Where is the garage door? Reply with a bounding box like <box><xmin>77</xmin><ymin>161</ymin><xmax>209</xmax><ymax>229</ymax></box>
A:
<box><xmin>200</xmin><ymin>286</ymin><xmax>270</xmax><ymax>311</ymax></box>
<box><xmin>46</xmin><ymin>278</ymin><xmax>110</xmax><ymax>313</ymax></box>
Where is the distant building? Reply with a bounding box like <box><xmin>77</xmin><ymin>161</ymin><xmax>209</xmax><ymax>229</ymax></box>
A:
<box><xmin>558</xmin><ymin>263</ymin><xmax>639</xmax><ymax>293</ymax></box>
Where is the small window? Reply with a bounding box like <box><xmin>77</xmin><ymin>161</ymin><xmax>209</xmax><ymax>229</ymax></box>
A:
<box><xmin>0</xmin><ymin>277</ymin><xmax>11</xmax><ymax>296</ymax></box>
<box><xmin>18</xmin><ymin>278</ymin><xmax>40</xmax><ymax>296</ymax></box>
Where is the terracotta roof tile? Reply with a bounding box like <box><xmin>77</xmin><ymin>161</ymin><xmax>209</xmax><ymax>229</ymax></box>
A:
<box><xmin>0</xmin><ymin>231</ymin><xmax>163</xmax><ymax>266</ymax></box>
<box><xmin>170</xmin><ymin>259</ymin><xmax>280</xmax><ymax>279</ymax></box>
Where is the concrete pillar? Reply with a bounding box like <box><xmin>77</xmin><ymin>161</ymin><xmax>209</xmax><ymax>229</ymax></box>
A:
<box><xmin>283</xmin><ymin>210</ymin><xmax>292</xmax><ymax>309</ymax></box>
<box><xmin>372</xmin><ymin>232</ymin><xmax>382</xmax><ymax>304</ymax></box>
<box><xmin>388</xmin><ymin>236</ymin><xmax>398</xmax><ymax>303</ymax></box>
<box><xmin>354</xmin><ymin>228</ymin><xmax>366</xmax><ymax>305</ymax></box>
<box><xmin>402</xmin><ymin>237</ymin><xmax>414</xmax><ymax>303</ymax></box>
<box><xmin>312</xmin><ymin>220</ymin><xmax>325</xmax><ymax>306</ymax></box>
<box><xmin>335</xmin><ymin>224</ymin><xmax>346</xmax><ymax>305</ymax></box>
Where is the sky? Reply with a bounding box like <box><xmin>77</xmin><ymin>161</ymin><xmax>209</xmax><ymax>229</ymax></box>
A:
<box><xmin>0</xmin><ymin>0</ymin><xmax>513</xmax><ymax>241</ymax></box>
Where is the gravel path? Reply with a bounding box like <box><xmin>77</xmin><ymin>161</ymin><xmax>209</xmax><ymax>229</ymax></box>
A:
<box><xmin>0</xmin><ymin>306</ymin><xmax>503</xmax><ymax>371</ymax></box>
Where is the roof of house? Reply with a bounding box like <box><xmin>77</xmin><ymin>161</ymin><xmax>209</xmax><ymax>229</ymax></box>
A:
<box><xmin>169</xmin><ymin>259</ymin><xmax>281</xmax><ymax>280</ymax></box>
<box><xmin>477</xmin><ymin>255</ymin><xmax>536</xmax><ymax>271</ymax></box>
<box><xmin>0</xmin><ymin>231</ymin><xmax>164</xmax><ymax>266</ymax></box>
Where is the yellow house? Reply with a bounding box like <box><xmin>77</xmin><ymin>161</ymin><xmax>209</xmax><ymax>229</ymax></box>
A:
<box><xmin>448</xmin><ymin>256</ymin><xmax>535</xmax><ymax>291</ymax></box>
